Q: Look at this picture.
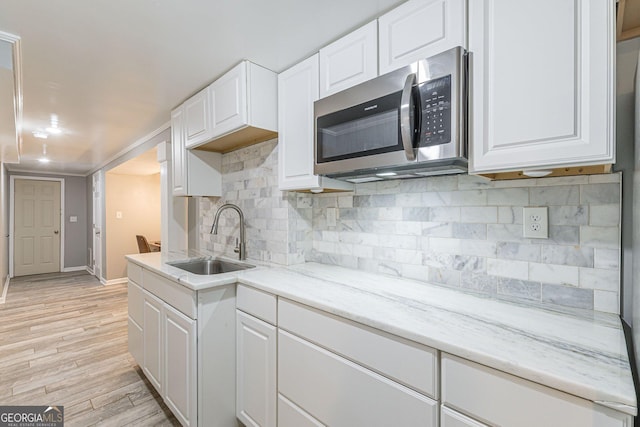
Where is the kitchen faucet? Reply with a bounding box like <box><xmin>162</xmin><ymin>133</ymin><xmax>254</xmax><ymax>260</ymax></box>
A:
<box><xmin>210</xmin><ymin>203</ymin><xmax>246</xmax><ymax>260</ymax></box>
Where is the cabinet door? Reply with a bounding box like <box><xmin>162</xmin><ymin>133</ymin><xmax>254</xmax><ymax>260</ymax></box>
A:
<box><xmin>236</xmin><ymin>310</ymin><xmax>276</xmax><ymax>427</ymax></box>
<box><xmin>184</xmin><ymin>86</ymin><xmax>211</xmax><ymax>148</ymax></box>
<box><xmin>379</xmin><ymin>0</ymin><xmax>466</xmax><ymax>74</ymax></box>
<box><xmin>319</xmin><ymin>20</ymin><xmax>378</xmax><ymax>98</ymax></box>
<box><xmin>469</xmin><ymin>0</ymin><xmax>615</xmax><ymax>174</ymax></box>
<box><xmin>127</xmin><ymin>281</ymin><xmax>144</xmax><ymax>366</ymax></box>
<box><xmin>164</xmin><ymin>304</ymin><xmax>197</xmax><ymax>427</ymax></box>
<box><xmin>211</xmin><ymin>62</ymin><xmax>247</xmax><ymax>138</ymax></box>
<box><xmin>277</xmin><ymin>55</ymin><xmax>352</xmax><ymax>192</ymax></box>
<box><xmin>171</xmin><ymin>107</ymin><xmax>186</xmax><ymax>196</ymax></box>
<box><xmin>143</xmin><ymin>290</ymin><xmax>164</xmax><ymax>394</ymax></box>
<box><xmin>279</xmin><ymin>330</ymin><xmax>438</xmax><ymax>427</ymax></box>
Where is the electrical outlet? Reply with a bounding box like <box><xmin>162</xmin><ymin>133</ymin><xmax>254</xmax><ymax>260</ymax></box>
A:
<box><xmin>523</xmin><ymin>207</ymin><xmax>548</xmax><ymax>239</ymax></box>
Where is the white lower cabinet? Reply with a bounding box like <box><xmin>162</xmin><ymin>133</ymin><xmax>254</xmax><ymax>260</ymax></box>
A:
<box><xmin>127</xmin><ymin>280</ymin><xmax>144</xmax><ymax>366</ymax></box>
<box><xmin>440</xmin><ymin>406</ymin><xmax>488</xmax><ymax>427</ymax></box>
<box><xmin>236</xmin><ymin>285</ymin><xmax>277</xmax><ymax>427</ymax></box>
<box><xmin>143</xmin><ymin>289</ymin><xmax>165</xmax><ymax>394</ymax></box>
<box><xmin>164</xmin><ymin>304</ymin><xmax>197</xmax><ymax>427</ymax></box>
<box><xmin>441</xmin><ymin>353</ymin><xmax>633</xmax><ymax>427</ymax></box>
<box><xmin>278</xmin><ymin>329</ymin><xmax>438</xmax><ymax>427</ymax></box>
<box><xmin>236</xmin><ymin>310</ymin><xmax>277</xmax><ymax>427</ymax></box>
<box><xmin>277</xmin><ymin>394</ymin><xmax>323</xmax><ymax>427</ymax></box>
<box><xmin>127</xmin><ymin>262</ymin><xmax>237</xmax><ymax>427</ymax></box>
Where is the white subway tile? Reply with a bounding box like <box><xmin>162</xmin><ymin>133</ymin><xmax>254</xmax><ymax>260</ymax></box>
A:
<box><xmin>487</xmin><ymin>258</ymin><xmax>529</xmax><ymax>280</ymax></box>
<box><xmin>529</xmin><ymin>263</ymin><xmax>579</xmax><ymax>286</ymax></box>
<box><xmin>594</xmin><ymin>290</ymin><xmax>619</xmax><ymax>314</ymax></box>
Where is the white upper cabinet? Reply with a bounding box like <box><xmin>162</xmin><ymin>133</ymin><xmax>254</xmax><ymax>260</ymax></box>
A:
<box><xmin>278</xmin><ymin>54</ymin><xmax>353</xmax><ymax>193</ymax></box>
<box><xmin>171</xmin><ymin>106</ymin><xmax>222</xmax><ymax>197</ymax></box>
<box><xmin>469</xmin><ymin>0</ymin><xmax>615</xmax><ymax>175</ymax></box>
<box><xmin>210</xmin><ymin>62</ymin><xmax>248</xmax><ymax>138</ymax></box>
<box><xmin>319</xmin><ymin>20</ymin><xmax>378</xmax><ymax>98</ymax></box>
<box><xmin>379</xmin><ymin>0</ymin><xmax>467</xmax><ymax>74</ymax></box>
<box><xmin>203</xmin><ymin>60</ymin><xmax>277</xmax><ymax>152</ymax></box>
<box><xmin>184</xmin><ymin>87</ymin><xmax>212</xmax><ymax>149</ymax></box>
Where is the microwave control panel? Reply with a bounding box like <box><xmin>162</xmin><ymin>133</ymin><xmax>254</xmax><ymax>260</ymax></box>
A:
<box><xmin>418</xmin><ymin>75</ymin><xmax>451</xmax><ymax>146</ymax></box>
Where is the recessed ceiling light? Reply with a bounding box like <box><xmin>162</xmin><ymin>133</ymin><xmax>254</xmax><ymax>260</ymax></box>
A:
<box><xmin>46</xmin><ymin>114</ymin><xmax>62</xmax><ymax>134</ymax></box>
<box><xmin>32</xmin><ymin>130</ymin><xmax>48</xmax><ymax>139</ymax></box>
<box><xmin>38</xmin><ymin>157</ymin><xmax>50</xmax><ymax>163</ymax></box>
<box><xmin>46</xmin><ymin>126</ymin><xmax>61</xmax><ymax>134</ymax></box>
<box><xmin>376</xmin><ymin>172</ymin><xmax>397</xmax><ymax>177</ymax></box>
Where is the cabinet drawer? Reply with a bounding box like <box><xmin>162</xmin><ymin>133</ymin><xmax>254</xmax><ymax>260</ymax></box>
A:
<box><xmin>441</xmin><ymin>405</ymin><xmax>488</xmax><ymax>427</ymax></box>
<box><xmin>237</xmin><ymin>285</ymin><xmax>277</xmax><ymax>325</ymax></box>
<box><xmin>142</xmin><ymin>269</ymin><xmax>196</xmax><ymax>319</ymax></box>
<box><xmin>278</xmin><ymin>394</ymin><xmax>324</xmax><ymax>427</ymax></box>
<box><xmin>128</xmin><ymin>262</ymin><xmax>143</xmax><ymax>285</ymax></box>
<box><xmin>441</xmin><ymin>354</ymin><xmax>632</xmax><ymax>427</ymax></box>
<box><xmin>278</xmin><ymin>299</ymin><xmax>437</xmax><ymax>398</ymax></box>
<box><xmin>279</xmin><ymin>330</ymin><xmax>438</xmax><ymax>427</ymax></box>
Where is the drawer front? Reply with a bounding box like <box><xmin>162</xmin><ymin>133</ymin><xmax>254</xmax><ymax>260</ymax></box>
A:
<box><xmin>278</xmin><ymin>299</ymin><xmax>438</xmax><ymax>398</ymax></box>
<box><xmin>143</xmin><ymin>269</ymin><xmax>196</xmax><ymax>319</ymax></box>
<box><xmin>441</xmin><ymin>405</ymin><xmax>488</xmax><ymax>427</ymax></box>
<box><xmin>278</xmin><ymin>394</ymin><xmax>324</xmax><ymax>427</ymax></box>
<box><xmin>441</xmin><ymin>354</ymin><xmax>632</xmax><ymax>427</ymax></box>
<box><xmin>278</xmin><ymin>330</ymin><xmax>438</xmax><ymax>427</ymax></box>
<box><xmin>128</xmin><ymin>281</ymin><xmax>144</xmax><ymax>326</ymax></box>
<box><xmin>237</xmin><ymin>285</ymin><xmax>277</xmax><ymax>325</ymax></box>
<box><xmin>128</xmin><ymin>261</ymin><xmax>143</xmax><ymax>285</ymax></box>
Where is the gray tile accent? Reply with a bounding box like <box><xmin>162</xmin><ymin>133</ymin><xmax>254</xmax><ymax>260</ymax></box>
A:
<box><xmin>496</xmin><ymin>242</ymin><xmax>541</xmax><ymax>262</ymax></box>
<box><xmin>541</xmin><ymin>284</ymin><xmax>594</xmax><ymax>310</ymax></box>
<box><xmin>497</xmin><ymin>278</ymin><xmax>542</xmax><ymax>301</ymax></box>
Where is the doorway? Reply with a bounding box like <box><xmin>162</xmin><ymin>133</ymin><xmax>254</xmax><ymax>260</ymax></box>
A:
<box><xmin>92</xmin><ymin>171</ymin><xmax>103</xmax><ymax>281</ymax></box>
<box><xmin>11</xmin><ymin>178</ymin><xmax>63</xmax><ymax>277</ymax></box>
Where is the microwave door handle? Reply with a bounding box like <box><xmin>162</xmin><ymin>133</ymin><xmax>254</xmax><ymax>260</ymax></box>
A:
<box><xmin>400</xmin><ymin>73</ymin><xmax>417</xmax><ymax>161</ymax></box>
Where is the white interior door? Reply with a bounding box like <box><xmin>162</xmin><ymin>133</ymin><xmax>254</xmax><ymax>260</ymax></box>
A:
<box><xmin>92</xmin><ymin>171</ymin><xmax>102</xmax><ymax>280</ymax></box>
<box><xmin>14</xmin><ymin>179</ymin><xmax>61</xmax><ymax>276</ymax></box>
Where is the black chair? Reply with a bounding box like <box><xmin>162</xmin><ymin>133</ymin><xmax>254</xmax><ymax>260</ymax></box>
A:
<box><xmin>136</xmin><ymin>235</ymin><xmax>151</xmax><ymax>253</ymax></box>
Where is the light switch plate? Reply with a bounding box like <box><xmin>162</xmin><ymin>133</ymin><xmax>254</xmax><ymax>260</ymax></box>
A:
<box><xmin>116</xmin><ymin>211</ymin><xmax>123</xmax><ymax>219</ymax></box>
<box><xmin>69</xmin><ymin>216</ymin><xmax>78</xmax><ymax>223</ymax></box>
<box><xmin>523</xmin><ymin>207</ymin><xmax>548</xmax><ymax>239</ymax></box>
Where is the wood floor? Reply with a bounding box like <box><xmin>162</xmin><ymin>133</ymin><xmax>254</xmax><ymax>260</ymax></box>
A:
<box><xmin>0</xmin><ymin>271</ymin><xmax>179</xmax><ymax>426</ymax></box>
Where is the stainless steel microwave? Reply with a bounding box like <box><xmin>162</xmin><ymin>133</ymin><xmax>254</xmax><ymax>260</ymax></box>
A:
<box><xmin>314</xmin><ymin>46</ymin><xmax>468</xmax><ymax>183</ymax></box>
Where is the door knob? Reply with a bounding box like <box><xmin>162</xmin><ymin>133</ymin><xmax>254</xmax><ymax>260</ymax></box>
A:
<box><xmin>54</xmin><ymin>230</ymin><xmax>59</xmax><ymax>234</ymax></box>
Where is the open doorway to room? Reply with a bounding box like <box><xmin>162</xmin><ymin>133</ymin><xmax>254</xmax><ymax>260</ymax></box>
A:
<box><xmin>103</xmin><ymin>147</ymin><xmax>161</xmax><ymax>284</ymax></box>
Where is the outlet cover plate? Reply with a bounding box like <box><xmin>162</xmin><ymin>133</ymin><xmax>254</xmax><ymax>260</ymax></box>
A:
<box><xmin>523</xmin><ymin>207</ymin><xmax>548</xmax><ymax>239</ymax></box>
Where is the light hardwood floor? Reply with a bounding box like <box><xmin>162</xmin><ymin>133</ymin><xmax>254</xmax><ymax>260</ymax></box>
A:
<box><xmin>0</xmin><ymin>271</ymin><xmax>179</xmax><ymax>426</ymax></box>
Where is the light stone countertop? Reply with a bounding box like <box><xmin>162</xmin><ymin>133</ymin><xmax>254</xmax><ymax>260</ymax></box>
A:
<box><xmin>125</xmin><ymin>253</ymin><xmax>637</xmax><ymax>416</ymax></box>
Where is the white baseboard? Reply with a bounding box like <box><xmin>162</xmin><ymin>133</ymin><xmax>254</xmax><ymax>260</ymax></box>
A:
<box><xmin>0</xmin><ymin>275</ymin><xmax>10</xmax><ymax>304</ymax></box>
<box><xmin>101</xmin><ymin>277</ymin><xmax>127</xmax><ymax>286</ymax></box>
<box><xmin>86</xmin><ymin>266</ymin><xmax>94</xmax><ymax>275</ymax></box>
<box><xmin>62</xmin><ymin>266</ymin><xmax>90</xmax><ymax>273</ymax></box>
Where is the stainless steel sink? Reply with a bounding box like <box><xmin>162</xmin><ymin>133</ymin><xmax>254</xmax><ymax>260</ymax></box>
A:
<box><xmin>168</xmin><ymin>258</ymin><xmax>255</xmax><ymax>275</ymax></box>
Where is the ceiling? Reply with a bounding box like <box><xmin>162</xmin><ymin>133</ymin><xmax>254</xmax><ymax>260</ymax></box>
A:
<box><xmin>0</xmin><ymin>0</ymin><xmax>404</xmax><ymax>176</ymax></box>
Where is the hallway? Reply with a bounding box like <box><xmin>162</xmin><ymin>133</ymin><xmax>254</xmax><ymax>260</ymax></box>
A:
<box><xmin>0</xmin><ymin>271</ymin><xmax>178</xmax><ymax>426</ymax></box>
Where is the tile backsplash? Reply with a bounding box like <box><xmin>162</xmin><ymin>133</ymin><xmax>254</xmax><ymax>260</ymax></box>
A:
<box><xmin>199</xmin><ymin>139</ymin><xmax>621</xmax><ymax>314</ymax></box>
<box><xmin>199</xmin><ymin>139</ymin><xmax>311</xmax><ymax>265</ymax></box>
